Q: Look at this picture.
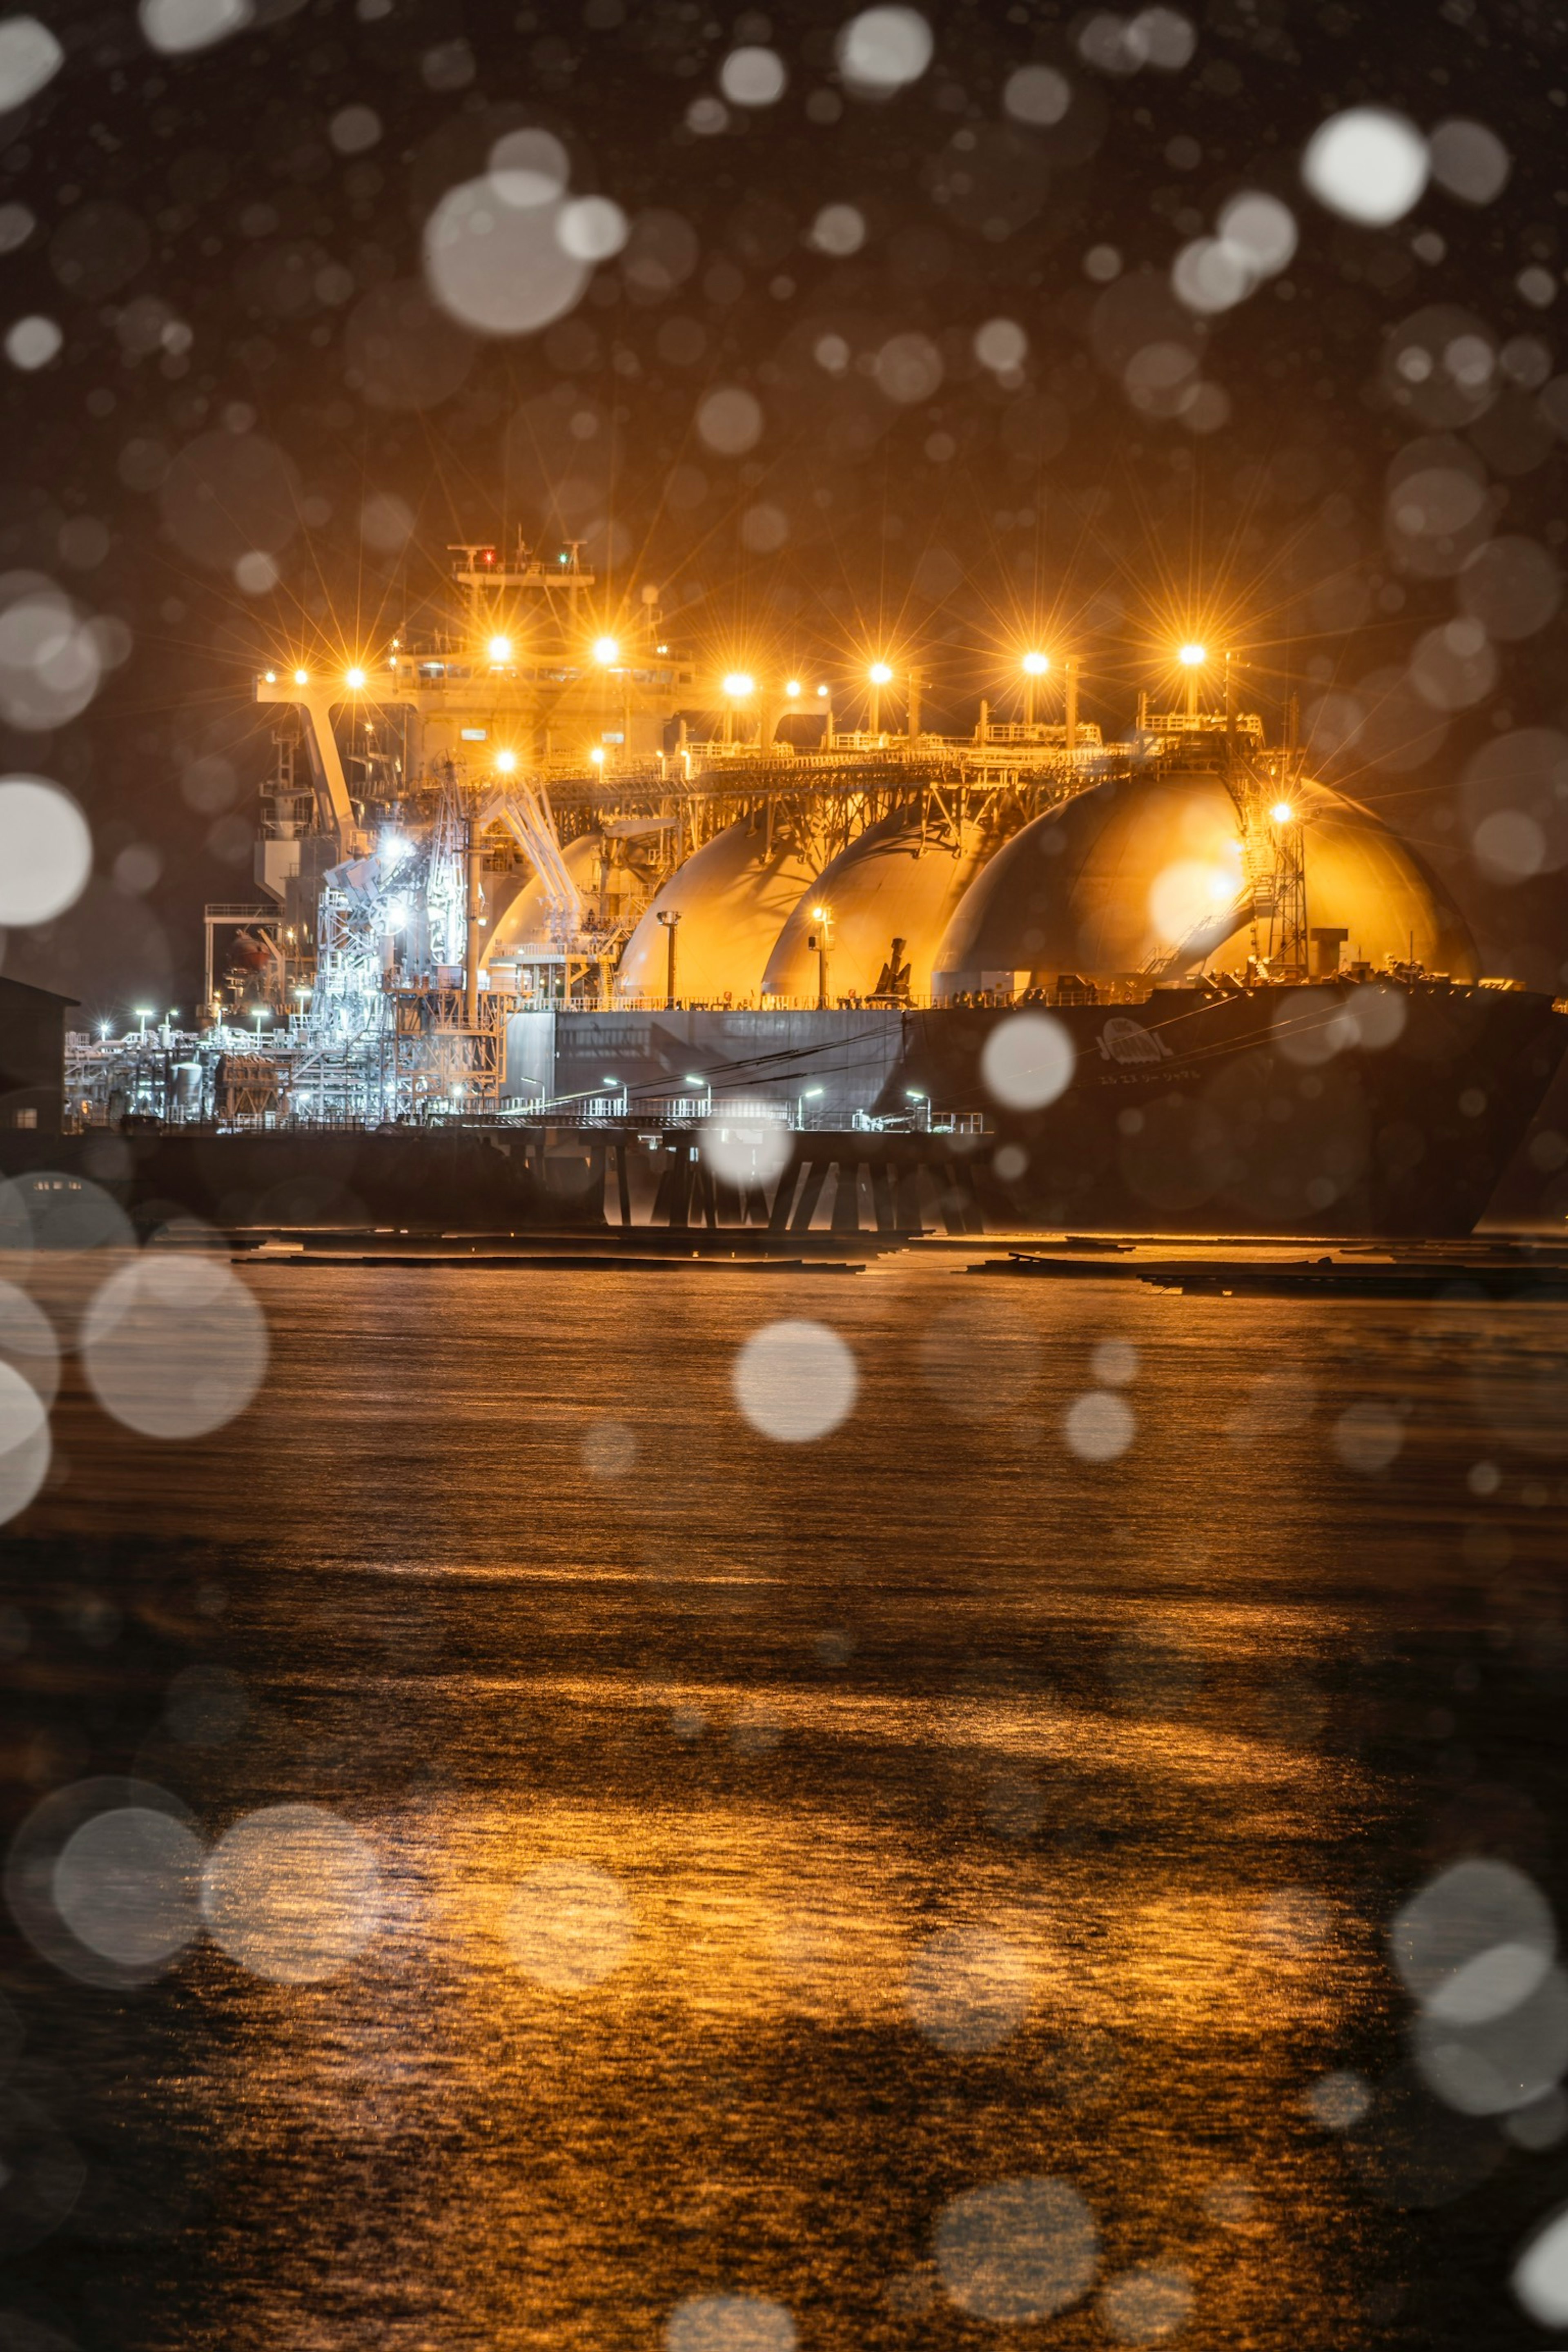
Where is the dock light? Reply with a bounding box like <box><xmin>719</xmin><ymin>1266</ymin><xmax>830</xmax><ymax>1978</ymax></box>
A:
<box><xmin>1271</xmin><ymin>801</ymin><xmax>1294</xmax><ymax>824</ymax></box>
<box><xmin>592</xmin><ymin>635</ymin><xmax>619</xmax><ymax>666</ymax></box>
<box><xmin>293</xmin><ymin>667</ymin><xmax>309</xmax><ymax>685</ymax></box>
<box><xmin>722</xmin><ymin>671</ymin><xmax>755</xmax><ymax>697</ymax></box>
<box><xmin>785</xmin><ymin>678</ymin><xmax>802</xmax><ymax>698</ymax></box>
<box><xmin>345</xmin><ymin>666</ymin><xmax>367</xmax><ymax>691</ymax></box>
<box><xmin>488</xmin><ymin>635</ymin><xmax>513</xmax><ymax>663</ymax></box>
<box><xmin>1178</xmin><ymin>643</ymin><xmax>1206</xmax><ymax>666</ymax></box>
<box><xmin>495</xmin><ymin>748</ymin><xmax>517</xmax><ymax>774</ymax></box>
<box><xmin>1021</xmin><ymin>648</ymin><xmax>1051</xmax><ymax>726</ymax></box>
<box><xmin>906</xmin><ymin>1088</ymin><xmax>926</xmax><ymax>1099</ymax></box>
<box><xmin>589</xmin><ymin>746</ymin><xmax>606</xmax><ymax>767</ymax></box>
<box><xmin>99</xmin><ymin>1020</ymin><xmax>110</xmax><ymax>1039</ymax></box>
<box><xmin>135</xmin><ymin>1007</ymin><xmax>152</xmax><ymax>1035</ymax></box>
<box><xmin>868</xmin><ymin>661</ymin><xmax>893</xmax><ymax>685</ymax></box>
<box><xmin>1021</xmin><ymin>650</ymin><xmax>1050</xmax><ymax>675</ymax></box>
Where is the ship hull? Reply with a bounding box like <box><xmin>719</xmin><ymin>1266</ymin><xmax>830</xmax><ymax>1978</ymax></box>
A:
<box><xmin>6</xmin><ymin>986</ymin><xmax>1562</xmax><ymax>1242</ymax></box>
<box><xmin>895</xmin><ymin>985</ymin><xmax>1568</xmax><ymax>1237</ymax></box>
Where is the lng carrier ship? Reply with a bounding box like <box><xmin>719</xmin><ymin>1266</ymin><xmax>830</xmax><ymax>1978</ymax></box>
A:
<box><xmin>62</xmin><ymin>535</ymin><xmax>1568</xmax><ymax>1236</ymax></box>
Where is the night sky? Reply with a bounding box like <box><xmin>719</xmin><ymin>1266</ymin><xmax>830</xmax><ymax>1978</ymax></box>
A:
<box><xmin>4</xmin><ymin>0</ymin><xmax>1568</xmax><ymax>1021</ymax></box>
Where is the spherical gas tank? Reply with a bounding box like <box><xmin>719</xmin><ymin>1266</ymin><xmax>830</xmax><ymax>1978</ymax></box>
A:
<box><xmin>615</xmin><ymin>816</ymin><xmax>817</xmax><ymax>1003</ymax></box>
<box><xmin>483</xmin><ymin>833</ymin><xmax>605</xmax><ymax>964</ymax></box>
<box><xmin>762</xmin><ymin>811</ymin><xmax>994</xmax><ymax>1003</ymax></box>
<box><xmin>932</xmin><ymin>768</ymin><xmax>1475</xmax><ymax>994</ymax></box>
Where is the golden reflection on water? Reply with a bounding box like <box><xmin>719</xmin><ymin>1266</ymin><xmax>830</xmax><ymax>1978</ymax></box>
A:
<box><xmin>19</xmin><ymin>1261</ymin><xmax>1565</xmax><ymax>2346</ymax></box>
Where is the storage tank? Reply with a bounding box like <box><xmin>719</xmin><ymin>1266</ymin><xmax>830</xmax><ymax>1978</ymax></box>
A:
<box><xmin>615</xmin><ymin>815</ymin><xmax>817</xmax><ymax>1002</ymax></box>
<box><xmin>483</xmin><ymin>832</ymin><xmax>605</xmax><ymax>964</ymax></box>
<box><xmin>762</xmin><ymin>812</ymin><xmax>995</xmax><ymax>1003</ymax></box>
<box><xmin>931</xmin><ymin>768</ymin><xmax>1476</xmax><ymax>996</ymax></box>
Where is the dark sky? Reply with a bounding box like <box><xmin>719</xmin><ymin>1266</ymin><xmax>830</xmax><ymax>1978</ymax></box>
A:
<box><xmin>4</xmin><ymin>0</ymin><xmax>1568</xmax><ymax>1021</ymax></box>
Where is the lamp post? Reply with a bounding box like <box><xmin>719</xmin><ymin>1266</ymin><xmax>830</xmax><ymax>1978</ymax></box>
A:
<box><xmin>1021</xmin><ymin>649</ymin><xmax>1049</xmax><ymax>730</ymax></box>
<box><xmin>721</xmin><ymin>670</ymin><xmax>754</xmax><ymax>746</ymax></box>
<box><xmin>657</xmin><ymin>907</ymin><xmax>681</xmax><ymax>1008</ymax></box>
<box><xmin>867</xmin><ymin>661</ymin><xmax>892</xmax><ymax>740</ymax></box>
<box><xmin>799</xmin><ymin>1083</ymin><xmax>824</xmax><ymax>1130</ymax></box>
<box><xmin>809</xmin><ymin>903</ymin><xmax>834</xmax><ymax>1009</ymax></box>
<box><xmin>1179</xmin><ymin>641</ymin><xmax>1206</xmax><ymax>719</ymax></box>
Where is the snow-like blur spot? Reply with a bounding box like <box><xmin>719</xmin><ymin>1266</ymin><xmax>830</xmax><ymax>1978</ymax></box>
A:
<box><xmin>1331</xmin><ymin>1401</ymin><xmax>1403</xmax><ymax>1473</ymax></box>
<box><xmin>1302</xmin><ymin>108</ymin><xmax>1428</xmax><ymax>226</ymax></box>
<box><xmin>0</xmin><ymin>16</ymin><xmax>62</xmax><ymax>107</ymax></box>
<box><xmin>665</xmin><ymin>2296</ymin><xmax>797</xmax><ymax>2352</ymax></box>
<box><xmin>935</xmin><ymin>2176</ymin><xmax>1099</xmax><ymax>2321</ymax></box>
<box><xmin>0</xmin><ymin>1359</ymin><xmax>49</xmax><ymax>1527</ymax></box>
<box><xmin>980</xmin><ymin>1012</ymin><xmax>1074</xmax><ymax>1110</ymax></box>
<box><xmin>696</xmin><ymin>385</ymin><xmax>763</xmax><ymax>454</ymax></box>
<box><xmin>82</xmin><ymin>1254</ymin><xmax>269</xmax><ymax>1440</ymax></box>
<box><xmin>505</xmin><ymin>1859</ymin><xmax>634</xmax><ymax>1991</ymax></box>
<box><xmin>906</xmin><ymin>1926</ymin><xmax>1031</xmax><ymax>2053</ymax></box>
<box><xmin>733</xmin><ymin>1319</ymin><xmax>858</xmax><ymax>1443</ymax></box>
<box><xmin>557</xmin><ymin>196</ymin><xmax>628</xmax><ymax>263</ymax></box>
<box><xmin>874</xmin><ymin>331</ymin><xmax>942</xmax><ymax>402</ymax></box>
<box><xmin>53</xmin><ymin>1808</ymin><xmax>203</xmax><ymax>1969</ymax></box>
<box><xmin>1064</xmin><ymin>1391</ymin><xmax>1135</xmax><ymax>1461</ymax></box>
<box><xmin>1099</xmin><ymin>2266</ymin><xmax>1194</xmax><ymax>2342</ymax></box>
<box><xmin>1078</xmin><ymin>8</ymin><xmax>1195</xmax><ymax>73</ymax></box>
<box><xmin>202</xmin><ymin>1805</ymin><xmax>381</xmax><ymax>1983</ymax></box>
<box><xmin>837</xmin><ymin>6</ymin><xmax>933</xmax><ymax>94</ymax></box>
<box><xmin>1392</xmin><ymin>1860</ymin><xmax>1555</xmax><ymax>2021</ymax></box>
<box><xmin>424</xmin><ymin>140</ymin><xmax>599</xmax><ymax>337</ymax></box>
<box><xmin>1003</xmin><ymin>63</ymin><xmax>1071</xmax><ymax>124</ymax></box>
<box><xmin>6</xmin><ymin>315</ymin><xmax>60</xmax><ymax>370</ymax></box>
<box><xmin>1515</xmin><ymin>2206</ymin><xmax>1568</xmax><ymax>2327</ymax></box>
<box><xmin>1429</xmin><ymin>118</ymin><xmax>1510</xmax><ymax>205</ymax></box>
<box><xmin>1305</xmin><ymin>2067</ymin><xmax>1372</xmax><ymax>2129</ymax></box>
<box><xmin>809</xmin><ymin>202</ymin><xmax>866</xmax><ymax>256</ymax></box>
<box><xmin>0</xmin><ymin>777</ymin><xmax>91</xmax><ymax>922</ymax></box>
<box><xmin>1173</xmin><ymin>192</ymin><xmax>1295</xmax><ymax>316</ymax></box>
<box><xmin>975</xmin><ymin>318</ymin><xmax>1027</xmax><ymax>374</ymax></box>
<box><xmin>138</xmin><ymin>0</ymin><xmax>253</xmax><ymax>54</ymax></box>
<box><xmin>699</xmin><ymin>1116</ymin><xmax>792</xmax><ymax>1192</ymax></box>
<box><xmin>328</xmin><ymin>105</ymin><xmax>381</xmax><ymax>156</ymax></box>
<box><xmin>720</xmin><ymin>47</ymin><xmax>786</xmax><ymax>106</ymax></box>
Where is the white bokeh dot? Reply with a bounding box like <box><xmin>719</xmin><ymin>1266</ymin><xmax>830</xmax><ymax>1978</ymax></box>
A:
<box><xmin>733</xmin><ymin>1320</ymin><xmax>858</xmax><ymax>1443</ymax></box>
<box><xmin>504</xmin><ymin>1859</ymin><xmax>633</xmax><ymax>1991</ymax></box>
<box><xmin>837</xmin><ymin>5</ymin><xmax>934</xmax><ymax>93</ymax></box>
<box><xmin>980</xmin><ymin>1013</ymin><xmax>1075</xmax><ymax>1110</ymax></box>
<box><xmin>0</xmin><ymin>778</ymin><xmax>92</xmax><ymax>926</ymax></box>
<box><xmin>1302</xmin><ymin>108</ymin><xmax>1429</xmax><ymax>226</ymax></box>
<box><xmin>202</xmin><ymin>1804</ymin><xmax>381</xmax><ymax>1983</ymax></box>
<box><xmin>719</xmin><ymin>47</ymin><xmax>787</xmax><ymax>106</ymax></box>
<box><xmin>1065</xmin><ymin>1391</ymin><xmax>1135</xmax><ymax>1461</ymax></box>
<box><xmin>5</xmin><ymin>315</ymin><xmax>61</xmax><ymax>371</ymax></box>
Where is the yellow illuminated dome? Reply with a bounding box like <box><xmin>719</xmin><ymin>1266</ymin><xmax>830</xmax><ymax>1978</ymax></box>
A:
<box><xmin>931</xmin><ymin>769</ymin><xmax>1476</xmax><ymax>997</ymax></box>
<box><xmin>616</xmin><ymin>817</ymin><xmax>817</xmax><ymax>1003</ymax></box>
<box><xmin>762</xmin><ymin>812</ymin><xmax>996</xmax><ymax>1002</ymax></box>
<box><xmin>484</xmin><ymin>834</ymin><xmax>612</xmax><ymax>963</ymax></box>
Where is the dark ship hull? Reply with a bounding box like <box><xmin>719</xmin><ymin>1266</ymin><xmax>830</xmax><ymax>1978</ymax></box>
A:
<box><xmin>7</xmin><ymin>983</ymin><xmax>1563</xmax><ymax>1242</ymax></box>
<box><xmin>895</xmin><ymin>983</ymin><xmax>1568</xmax><ymax>1238</ymax></box>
